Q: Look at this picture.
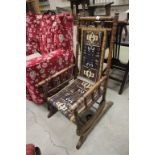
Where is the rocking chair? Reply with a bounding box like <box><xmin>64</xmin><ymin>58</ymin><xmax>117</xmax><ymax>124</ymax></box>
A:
<box><xmin>36</xmin><ymin>13</ymin><xmax>118</xmax><ymax>149</ymax></box>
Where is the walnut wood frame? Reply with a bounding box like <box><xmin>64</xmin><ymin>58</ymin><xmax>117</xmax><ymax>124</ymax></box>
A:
<box><xmin>77</xmin><ymin>15</ymin><xmax>129</xmax><ymax>94</ymax></box>
<box><xmin>36</xmin><ymin>13</ymin><xmax>118</xmax><ymax>149</ymax></box>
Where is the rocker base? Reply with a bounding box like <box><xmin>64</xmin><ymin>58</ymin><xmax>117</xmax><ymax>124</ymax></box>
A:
<box><xmin>76</xmin><ymin>101</ymin><xmax>113</xmax><ymax>149</ymax></box>
<box><xmin>47</xmin><ymin>105</ymin><xmax>58</xmax><ymax>118</ymax></box>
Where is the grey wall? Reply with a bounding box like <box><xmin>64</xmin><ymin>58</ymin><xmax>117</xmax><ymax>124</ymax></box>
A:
<box><xmin>49</xmin><ymin>0</ymin><xmax>129</xmax><ymax>10</ymax></box>
<box><xmin>92</xmin><ymin>0</ymin><xmax>128</xmax><ymax>5</ymax></box>
<box><xmin>49</xmin><ymin>0</ymin><xmax>70</xmax><ymax>10</ymax></box>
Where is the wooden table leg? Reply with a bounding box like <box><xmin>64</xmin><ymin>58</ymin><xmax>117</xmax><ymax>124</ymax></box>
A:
<box><xmin>119</xmin><ymin>66</ymin><xmax>129</xmax><ymax>94</ymax></box>
<box><xmin>105</xmin><ymin>4</ymin><xmax>111</xmax><ymax>16</ymax></box>
<box><xmin>70</xmin><ymin>1</ymin><xmax>74</xmax><ymax>14</ymax></box>
<box><xmin>47</xmin><ymin>104</ymin><xmax>58</xmax><ymax>118</ymax></box>
<box><xmin>82</xmin><ymin>2</ymin><xmax>86</xmax><ymax>16</ymax></box>
<box><xmin>88</xmin><ymin>8</ymin><xmax>94</xmax><ymax>16</ymax></box>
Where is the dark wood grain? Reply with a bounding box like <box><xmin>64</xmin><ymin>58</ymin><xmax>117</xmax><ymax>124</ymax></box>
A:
<box><xmin>39</xmin><ymin>13</ymin><xmax>119</xmax><ymax>149</ymax></box>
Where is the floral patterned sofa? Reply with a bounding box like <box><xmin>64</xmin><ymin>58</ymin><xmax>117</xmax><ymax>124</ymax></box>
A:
<box><xmin>26</xmin><ymin>144</ymin><xmax>41</xmax><ymax>155</ymax></box>
<box><xmin>26</xmin><ymin>13</ymin><xmax>74</xmax><ymax>105</ymax></box>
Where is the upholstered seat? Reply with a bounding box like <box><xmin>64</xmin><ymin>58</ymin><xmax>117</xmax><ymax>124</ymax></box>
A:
<box><xmin>48</xmin><ymin>77</ymin><xmax>106</xmax><ymax>122</ymax></box>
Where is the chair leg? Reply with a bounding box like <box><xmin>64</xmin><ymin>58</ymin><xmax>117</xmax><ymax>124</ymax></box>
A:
<box><xmin>47</xmin><ymin>103</ymin><xmax>57</xmax><ymax>118</ymax></box>
<box><xmin>76</xmin><ymin>135</ymin><xmax>87</xmax><ymax>149</ymax></box>
<box><xmin>119</xmin><ymin>69</ymin><xmax>129</xmax><ymax>94</ymax></box>
<box><xmin>82</xmin><ymin>2</ymin><xmax>85</xmax><ymax>16</ymax></box>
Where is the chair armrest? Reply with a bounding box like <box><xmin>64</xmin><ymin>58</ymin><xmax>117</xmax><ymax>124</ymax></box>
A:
<box><xmin>35</xmin><ymin>64</ymin><xmax>75</xmax><ymax>87</ymax></box>
<box><xmin>71</xmin><ymin>76</ymin><xmax>107</xmax><ymax>111</ymax></box>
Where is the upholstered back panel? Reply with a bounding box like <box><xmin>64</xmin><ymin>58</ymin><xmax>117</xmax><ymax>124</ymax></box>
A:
<box><xmin>80</xmin><ymin>28</ymin><xmax>107</xmax><ymax>82</ymax></box>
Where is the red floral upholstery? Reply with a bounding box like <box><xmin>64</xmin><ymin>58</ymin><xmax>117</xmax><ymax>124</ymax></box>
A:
<box><xmin>39</xmin><ymin>13</ymin><xmax>73</xmax><ymax>54</ymax></box>
<box><xmin>39</xmin><ymin>14</ymin><xmax>56</xmax><ymax>54</ymax></box>
<box><xmin>26</xmin><ymin>144</ymin><xmax>35</xmax><ymax>155</ymax></box>
<box><xmin>26</xmin><ymin>13</ymin><xmax>42</xmax><ymax>55</ymax></box>
<box><xmin>54</xmin><ymin>13</ymin><xmax>73</xmax><ymax>51</ymax></box>
<box><xmin>26</xmin><ymin>50</ymin><xmax>73</xmax><ymax>104</ymax></box>
<box><xmin>48</xmin><ymin>79</ymin><xmax>93</xmax><ymax>122</ymax></box>
<box><xmin>26</xmin><ymin>13</ymin><xmax>74</xmax><ymax>105</ymax></box>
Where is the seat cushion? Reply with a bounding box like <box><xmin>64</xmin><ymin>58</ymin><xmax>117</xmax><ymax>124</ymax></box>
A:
<box><xmin>48</xmin><ymin>78</ymin><xmax>103</xmax><ymax>122</ymax></box>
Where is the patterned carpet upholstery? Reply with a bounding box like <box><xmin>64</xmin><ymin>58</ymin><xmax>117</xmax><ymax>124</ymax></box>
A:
<box><xmin>48</xmin><ymin>78</ymin><xmax>104</xmax><ymax>122</ymax></box>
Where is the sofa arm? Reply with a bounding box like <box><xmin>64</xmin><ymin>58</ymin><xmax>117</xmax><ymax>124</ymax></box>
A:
<box><xmin>26</xmin><ymin>49</ymin><xmax>73</xmax><ymax>82</ymax></box>
<box><xmin>26</xmin><ymin>49</ymin><xmax>74</xmax><ymax>104</ymax></box>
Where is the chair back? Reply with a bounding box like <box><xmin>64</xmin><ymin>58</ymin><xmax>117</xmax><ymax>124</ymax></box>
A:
<box><xmin>76</xmin><ymin>14</ymin><xmax>118</xmax><ymax>82</ymax></box>
<box><xmin>79</xmin><ymin>27</ymin><xmax>107</xmax><ymax>82</ymax></box>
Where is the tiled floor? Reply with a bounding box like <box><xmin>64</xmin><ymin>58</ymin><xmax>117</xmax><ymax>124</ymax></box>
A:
<box><xmin>26</xmin><ymin>79</ymin><xmax>129</xmax><ymax>155</ymax></box>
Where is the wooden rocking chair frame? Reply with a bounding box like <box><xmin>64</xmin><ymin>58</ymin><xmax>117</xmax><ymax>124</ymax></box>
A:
<box><xmin>36</xmin><ymin>13</ymin><xmax>118</xmax><ymax>149</ymax></box>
